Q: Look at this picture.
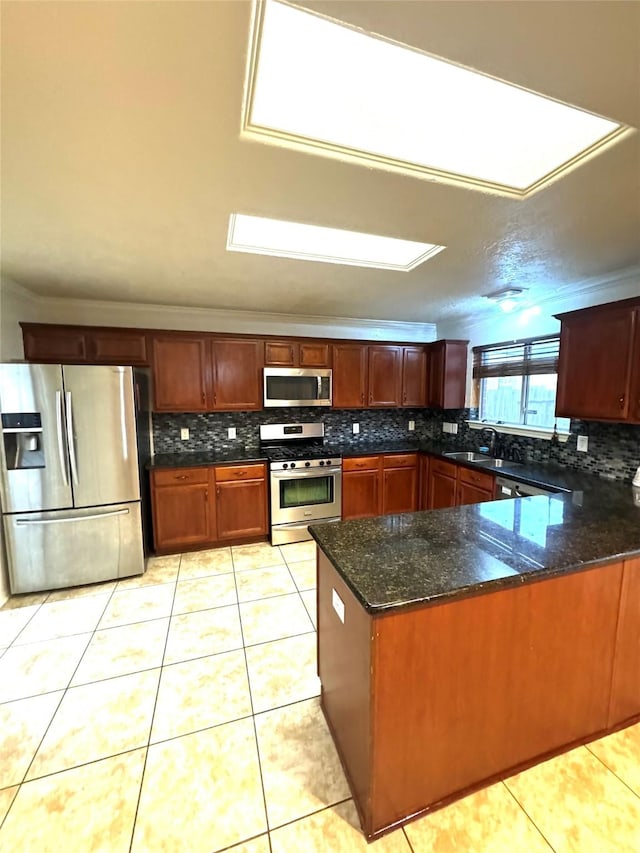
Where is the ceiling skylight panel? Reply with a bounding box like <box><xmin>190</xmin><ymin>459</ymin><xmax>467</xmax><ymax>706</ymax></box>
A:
<box><xmin>245</xmin><ymin>0</ymin><xmax>624</xmax><ymax>195</ymax></box>
<box><xmin>227</xmin><ymin>214</ymin><xmax>445</xmax><ymax>271</ymax></box>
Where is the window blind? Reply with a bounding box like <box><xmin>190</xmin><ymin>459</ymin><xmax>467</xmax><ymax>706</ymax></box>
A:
<box><xmin>472</xmin><ymin>335</ymin><xmax>560</xmax><ymax>380</ymax></box>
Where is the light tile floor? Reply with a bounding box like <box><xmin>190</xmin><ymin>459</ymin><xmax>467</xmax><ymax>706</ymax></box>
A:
<box><xmin>0</xmin><ymin>539</ymin><xmax>639</xmax><ymax>851</ymax></box>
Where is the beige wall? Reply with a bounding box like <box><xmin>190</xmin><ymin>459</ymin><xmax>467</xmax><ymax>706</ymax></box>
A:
<box><xmin>1</xmin><ymin>276</ymin><xmax>44</xmax><ymax>361</ymax></box>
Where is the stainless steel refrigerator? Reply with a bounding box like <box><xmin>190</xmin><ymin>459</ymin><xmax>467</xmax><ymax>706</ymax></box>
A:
<box><xmin>0</xmin><ymin>363</ymin><xmax>149</xmax><ymax>593</ymax></box>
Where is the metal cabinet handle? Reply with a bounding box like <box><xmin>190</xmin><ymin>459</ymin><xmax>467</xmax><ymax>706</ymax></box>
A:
<box><xmin>360</xmin><ymin>391</ymin><xmax>364</xmax><ymax>404</ymax></box>
<box><xmin>201</xmin><ymin>391</ymin><xmax>206</xmax><ymax>404</ymax></box>
<box><xmin>55</xmin><ymin>390</ymin><xmax>69</xmax><ymax>486</ymax></box>
<box><xmin>233</xmin><ymin>470</ymin><xmax>247</xmax><ymax>477</ymax></box>
<box><xmin>205</xmin><ymin>489</ymin><xmax>208</xmax><ymax>502</ymax></box>
<box><xmin>175</xmin><ymin>474</ymin><xmax>189</xmax><ymax>480</ymax></box>
<box><xmin>216</xmin><ymin>486</ymin><xmax>220</xmax><ymax>497</ymax></box>
<box><xmin>619</xmin><ymin>394</ymin><xmax>625</xmax><ymax>409</ymax></box>
<box><xmin>65</xmin><ymin>391</ymin><xmax>79</xmax><ymax>486</ymax></box>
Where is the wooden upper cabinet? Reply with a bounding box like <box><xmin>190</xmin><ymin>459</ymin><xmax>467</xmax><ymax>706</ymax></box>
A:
<box><xmin>89</xmin><ymin>330</ymin><xmax>147</xmax><ymax>365</ymax></box>
<box><xmin>556</xmin><ymin>301</ymin><xmax>638</xmax><ymax>422</ymax></box>
<box><xmin>152</xmin><ymin>335</ymin><xmax>209</xmax><ymax>412</ymax></box>
<box><xmin>21</xmin><ymin>323</ymin><xmax>148</xmax><ymax>365</ymax></box>
<box><xmin>368</xmin><ymin>346</ymin><xmax>402</xmax><ymax>407</ymax></box>
<box><xmin>428</xmin><ymin>340</ymin><xmax>468</xmax><ymax>409</ymax></box>
<box><xmin>22</xmin><ymin>324</ymin><xmax>87</xmax><ymax>362</ymax></box>
<box><xmin>264</xmin><ymin>339</ymin><xmax>331</xmax><ymax>368</ymax></box>
<box><xmin>332</xmin><ymin>344</ymin><xmax>368</xmax><ymax>408</ymax></box>
<box><xmin>211</xmin><ymin>339</ymin><xmax>262</xmax><ymax>411</ymax></box>
<box><xmin>401</xmin><ymin>346</ymin><xmax>427</xmax><ymax>407</ymax></box>
<box><xmin>300</xmin><ymin>342</ymin><xmax>331</xmax><ymax>367</ymax></box>
<box><xmin>264</xmin><ymin>340</ymin><xmax>297</xmax><ymax>367</ymax></box>
<box><xmin>629</xmin><ymin>309</ymin><xmax>640</xmax><ymax>423</ymax></box>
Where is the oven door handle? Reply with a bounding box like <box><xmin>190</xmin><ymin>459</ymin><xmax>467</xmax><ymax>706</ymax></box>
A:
<box><xmin>271</xmin><ymin>466</ymin><xmax>342</xmax><ymax>479</ymax></box>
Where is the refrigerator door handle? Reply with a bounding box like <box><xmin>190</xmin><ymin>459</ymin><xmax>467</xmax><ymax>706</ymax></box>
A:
<box><xmin>65</xmin><ymin>391</ymin><xmax>79</xmax><ymax>486</ymax></box>
<box><xmin>55</xmin><ymin>390</ymin><xmax>69</xmax><ymax>486</ymax></box>
<box><xmin>16</xmin><ymin>508</ymin><xmax>130</xmax><ymax>525</ymax></box>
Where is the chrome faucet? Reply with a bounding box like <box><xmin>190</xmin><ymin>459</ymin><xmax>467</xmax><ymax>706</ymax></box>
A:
<box><xmin>480</xmin><ymin>427</ymin><xmax>499</xmax><ymax>457</ymax></box>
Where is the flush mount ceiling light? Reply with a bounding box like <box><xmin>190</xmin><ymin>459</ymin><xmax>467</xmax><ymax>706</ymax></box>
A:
<box><xmin>243</xmin><ymin>0</ymin><xmax>628</xmax><ymax>198</ymax></box>
<box><xmin>484</xmin><ymin>287</ymin><xmax>529</xmax><ymax>313</ymax></box>
<box><xmin>226</xmin><ymin>213</ymin><xmax>446</xmax><ymax>270</ymax></box>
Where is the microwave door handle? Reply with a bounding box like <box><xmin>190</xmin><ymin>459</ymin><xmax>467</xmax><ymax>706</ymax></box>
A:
<box><xmin>55</xmin><ymin>390</ymin><xmax>69</xmax><ymax>486</ymax></box>
<box><xmin>65</xmin><ymin>391</ymin><xmax>79</xmax><ymax>486</ymax></box>
<box><xmin>317</xmin><ymin>376</ymin><xmax>321</xmax><ymax>399</ymax></box>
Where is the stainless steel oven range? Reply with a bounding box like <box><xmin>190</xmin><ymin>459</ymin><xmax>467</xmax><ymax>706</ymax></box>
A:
<box><xmin>259</xmin><ymin>422</ymin><xmax>342</xmax><ymax>545</ymax></box>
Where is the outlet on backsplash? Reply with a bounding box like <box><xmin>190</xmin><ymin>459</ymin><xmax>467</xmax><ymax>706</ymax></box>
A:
<box><xmin>180</xmin><ymin>428</ymin><xmax>189</xmax><ymax>441</ymax></box>
<box><xmin>352</xmin><ymin>423</ymin><xmax>360</xmax><ymax>435</ymax></box>
<box><xmin>442</xmin><ymin>422</ymin><xmax>458</xmax><ymax>435</ymax></box>
<box><xmin>408</xmin><ymin>420</ymin><xmax>415</xmax><ymax>431</ymax></box>
<box><xmin>227</xmin><ymin>427</ymin><xmax>237</xmax><ymax>440</ymax></box>
<box><xmin>577</xmin><ymin>435</ymin><xmax>588</xmax><ymax>452</ymax></box>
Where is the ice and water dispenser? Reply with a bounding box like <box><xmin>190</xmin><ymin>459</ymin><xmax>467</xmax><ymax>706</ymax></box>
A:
<box><xmin>1</xmin><ymin>412</ymin><xmax>45</xmax><ymax>469</ymax></box>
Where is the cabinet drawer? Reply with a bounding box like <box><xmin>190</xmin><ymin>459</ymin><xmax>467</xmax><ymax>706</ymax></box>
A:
<box><xmin>383</xmin><ymin>453</ymin><xmax>418</xmax><ymax>469</ymax></box>
<box><xmin>343</xmin><ymin>455</ymin><xmax>381</xmax><ymax>472</ymax></box>
<box><xmin>458</xmin><ymin>465</ymin><xmax>495</xmax><ymax>491</ymax></box>
<box><xmin>215</xmin><ymin>463</ymin><xmax>266</xmax><ymax>482</ymax></box>
<box><xmin>152</xmin><ymin>467</ymin><xmax>209</xmax><ymax>487</ymax></box>
<box><xmin>430</xmin><ymin>457</ymin><xmax>457</xmax><ymax>478</ymax></box>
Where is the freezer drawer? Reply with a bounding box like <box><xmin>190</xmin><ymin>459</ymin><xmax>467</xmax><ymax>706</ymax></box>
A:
<box><xmin>3</xmin><ymin>502</ymin><xmax>144</xmax><ymax>593</ymax></box>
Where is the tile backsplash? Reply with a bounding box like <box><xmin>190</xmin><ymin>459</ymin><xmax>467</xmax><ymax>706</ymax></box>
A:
<box><xmin>153</xmin><ymin>408</ymin><xmax>640</xmax><ymax>483</ymax></box>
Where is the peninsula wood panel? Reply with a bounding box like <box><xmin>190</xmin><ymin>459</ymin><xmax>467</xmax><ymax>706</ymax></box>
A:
<box><xmin>317</xmin><ymin>552</ymin><xmax>372</xmax><ymax>829</ymax></box>
<box><xmin>608</xmin><ymin>557</ymin><xmax>640</xmax><ymax>727</ymax></box>
<box><xmin>368</xmin><ymin>562</ymin><xmax>622</xmax><ymax>836</ymax></box>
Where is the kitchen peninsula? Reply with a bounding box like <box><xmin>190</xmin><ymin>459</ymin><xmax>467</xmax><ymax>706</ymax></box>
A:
<box><xmin>310</xmin><ymin>483</ymin><xmax>640</xmax><ymax>839</ymax></box>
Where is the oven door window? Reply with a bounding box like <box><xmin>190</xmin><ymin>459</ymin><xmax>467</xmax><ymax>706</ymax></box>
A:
<box><xmin>279</xmin><ymin>475</ymin><xmax>334</xmax><ymax>509</ymax></box>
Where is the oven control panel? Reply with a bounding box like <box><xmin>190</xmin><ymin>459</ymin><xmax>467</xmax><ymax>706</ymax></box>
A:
<box><xmin>270</xmin><ymin>458</ymin><xmax>342</xmax><ymax>472</ymax></box>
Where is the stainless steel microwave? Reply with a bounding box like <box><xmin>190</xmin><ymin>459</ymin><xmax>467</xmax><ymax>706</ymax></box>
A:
<box><xmin>263</xmin><ymin>368</ymin><xmax>332</xmax><ymax>407</ymax></box>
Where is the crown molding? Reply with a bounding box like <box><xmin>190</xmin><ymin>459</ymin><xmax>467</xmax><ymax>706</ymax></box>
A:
<box><xmin>21</xmin><ymin>290</ymin><xmax>438</xmax><ymax>343</ymax></box>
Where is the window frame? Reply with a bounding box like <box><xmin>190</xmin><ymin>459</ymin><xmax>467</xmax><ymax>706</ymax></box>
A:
<box><xmin>471</xmin><ymin>334</ymin><xmax>570</xmax><ymax>435</ymax></box>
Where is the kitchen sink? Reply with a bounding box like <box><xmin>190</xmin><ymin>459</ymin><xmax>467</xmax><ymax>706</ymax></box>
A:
<box><xmin>442</xmin><ymin>451</ymin><xmax>492</xmax><ymax>462</ymax></box>
<box><xmin>442</xmin><ymin>452</ymin><xmax>523</xmax><ymax>469</ymax></box>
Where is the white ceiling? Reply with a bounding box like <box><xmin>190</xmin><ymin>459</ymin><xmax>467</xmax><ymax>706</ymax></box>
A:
<box><xmin>1</xmin><ymin>1</ymin><xmax>639</xmax><ymax>325</ymax></box>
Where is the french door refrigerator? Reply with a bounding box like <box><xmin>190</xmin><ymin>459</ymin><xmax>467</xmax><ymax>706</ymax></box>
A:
<box><xmin>0</xmin><ymin>363</ymin><xmax>146</xmax><ymax>593</ymax></box>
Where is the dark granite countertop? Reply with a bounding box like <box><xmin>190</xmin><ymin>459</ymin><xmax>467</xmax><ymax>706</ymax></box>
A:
<box><xmin>310</xmin><ymin>478</ymin><xmax>640</xmax><ymax>614</ymax></box>
<box><xmin>148</xmin><ymin>448</ymin><xmax>268</xmax><ymax>469</ymax></box>
<box><xmin>335</xmin><ymin>440</ymin><xmax>422</xmax><ymax>457</ymax></box>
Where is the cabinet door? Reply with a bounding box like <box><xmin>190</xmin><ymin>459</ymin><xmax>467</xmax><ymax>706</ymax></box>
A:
<box><xmin>212</xmin><ymin>339</ymin><xmax>262</xmax><ymax>411</ymax></box>
<box><xmin>419</xmin><ymin>455</ymin><xmax>430</xmax><ymax>510</ymax></box>
<box><xmin>626</xmin><ymin>309</ymin><xmax>640</xmax><ymax>424</ymax></box>
<box><xmin>22</xmin><ymin>324</ymin><xmax>87</xmax><ymax>363</ymax></box>
<box><xmin>300</xmin><ymin>342</ymin><xmax>331</xmax><ymax>367</ymax></box>
<box><xmin>456</xmin><ymin>481</ymin><xmax>494</xmax><ymax>506</ymax></box>
<box><xmin>342</xmin><ymin>470</ymin><xmax>381</xmax><ymax>520</ymax></box>
<box><xmin>265</xmin><ymin>341</ymin><xmax>297</xmax><ymax>367</ymax></box>
<box><xmin>428</xmin><ymin>472</ymin><xmax>457</xmax><ymax>509</ymax></box>
<box><xmin>382</xmin><ymin>466</ymin><xmax>418</xmax><ymax>514</ymax></box>
<box><xmin>332</xmin><ymin>344</ymin><xmax>368</xmax><ymax>408</ymax></box>
<box><xmin>368</xmin><ymin>346</ymin><xmax>402</xmax><ymax>407</ymax></box>
<box><xmin>402</xmin><ymin>347</ymin><xmax>427</xmax><ymax>407</ymax></box>
<box><xmin>152</xmin><ymin>482</ymin><xmax>212</xmax><ymax>551</ymax></box>
<box><xmin>152</xmin><ymin>336</ymin><xmax>209</xmax><ymax>412</ymax></box>
<box><xmin>428</xmin><ymin>341</ymin><xmax>468</xmax><ymax>409</ymax></box>
<box><xmin>216</xmin><ymin>478</ymin><xmax>268</xmax><ymax>539</ymax></box>
<box><xmin>556</xmin><ymin>306</ymin><xmax>635</xmax><ymax>420</ymax></box>
<box><xmin>89</xmin><ymin>330</ymin><xmax>148</xmax><ymax>365</ymax></box>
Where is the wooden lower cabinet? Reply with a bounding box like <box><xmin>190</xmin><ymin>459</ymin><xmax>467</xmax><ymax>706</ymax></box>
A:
<box><xmin>151</xmin><ymin>468</ymin><xmax>213</xmax><ymax>552</ymax></box>
<box><xmin>318</xmin><ymin>551</ymin><xmax>638</xmax><ymax>839</ymax></box>
<box><xmin>150</xmin><ymin>463</ymin><xmax>267</xmax><ymax>552</ymax></box>
<box><xmin>382</xmin><ymin>454</ymin><xmax>418</xmax><ymax>514</ymax></box>
<box><xmin>342</xmin><ymin>454</ymin><xmax>418</xmax><ymax>519</ymax></box>
<box><xmin>426</xmin><ymin>456</ymin><xmax>495</xmax><ymax>508</ymax></box>
<box><xmin>215</xmin><ymin>463</ymin><xmax>268</xmax><ymax>539</ymax></box>
<box><xmin>428</xmin><ymin>458</ymin><xmax>458</xmax><ymax>509</ymax></box>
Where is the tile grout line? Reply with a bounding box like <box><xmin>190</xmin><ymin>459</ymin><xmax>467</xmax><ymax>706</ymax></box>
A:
<box><xmin>127</xmin><ymin>554</ymin><xmax>182</xmax><ymax>853</ymax></box>
<box><xmin>0</xmin><ymin>578</ymin><xmax>121</xmax><ymax>834</ymax></box>
<box><xmin>585</xmin><ymin>743</ymin><xmax>640</xmax><ymax>802</ymax></box>
<box><xmin>231</xmin><ymin>545</ymin><xmax>275</xmax><ymax>853</ymax></box>
<box><xmin>501</xmin><ymin>780</ymin><xmax>558</xmax><ymax>851</ymax></box>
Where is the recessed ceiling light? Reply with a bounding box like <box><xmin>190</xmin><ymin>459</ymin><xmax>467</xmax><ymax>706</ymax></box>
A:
<box><xmin>243</xmin><ymin>0</ymin><xmax>627</xmax><ymax>197</ymax></box>
<box><xmin>226</xmin><ymin>214</ymin><xmax>445</xmax><ymax>271</ymax></box>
